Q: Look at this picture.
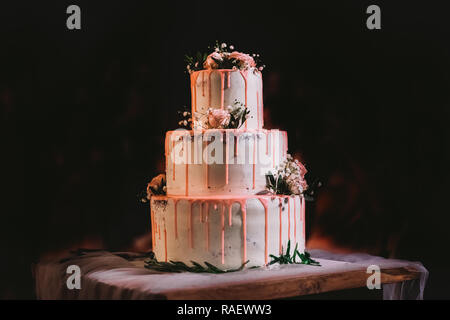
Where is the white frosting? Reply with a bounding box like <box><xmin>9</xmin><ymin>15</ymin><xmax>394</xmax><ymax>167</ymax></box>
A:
<box><xmin>191</xmin><ymin>69</ymin><xmax>263</xmax><ymax>129</ymax></box>
<box><xmin>165</xmin><ymin>129</ymin><xmax>288</xmax><ymax>196</ymax></box>
<box><xmin>149</xmin><ymin>67</ymin><xmax>308</xmax><ymax>270</ymax></box>
<box><xmin>151</xmin><ymin>195</ymin><xmax>306</xmax><ymax>269</ymax></box>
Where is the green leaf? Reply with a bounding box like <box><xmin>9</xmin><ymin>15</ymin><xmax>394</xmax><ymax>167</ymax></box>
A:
<box><xmin>144</xmin><ymin>254</ymin><xmax>253</xmax><ymax>273</ymax></box>
<box><xmin>268</xmin><ymin>241</ymin><xmax>321</xmax><ymax>267</ymax></box>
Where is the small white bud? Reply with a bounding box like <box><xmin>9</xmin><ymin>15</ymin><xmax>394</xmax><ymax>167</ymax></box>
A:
<box><xmin>229</xmin><ymin>45</ymin><xmax>234</xmax><ymax>50</ymax></box>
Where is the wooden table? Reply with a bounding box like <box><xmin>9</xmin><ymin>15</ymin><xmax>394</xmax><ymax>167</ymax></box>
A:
<box><xmin>127</xmin><ymin>258</ymin><xmax>421</xmax><ymax>300</ymax></box>
<box><xmin>34</xmin><ymin>251</ymin><xmax>424</xmax><ymax>300</ymax></box>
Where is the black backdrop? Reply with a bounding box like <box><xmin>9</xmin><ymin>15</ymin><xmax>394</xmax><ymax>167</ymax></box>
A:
<box><xmin>1</xmin><ymin>0</ymin><xmax>449</xmax><ymax>299</ymax></box>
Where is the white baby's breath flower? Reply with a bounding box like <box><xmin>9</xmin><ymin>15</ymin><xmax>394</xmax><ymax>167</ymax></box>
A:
<box><xmin>221</xmin><ymin>43</ymin><xmax>227</xmax><ymax>48</ymax></box>
<box><xmin>266</xmin><ymin>153</ymin><xmax>308</xmax><ymax>195</ymax></box>
<box><xmin>229</xmin><ymin>45</ymin><xmax>234</xmax><ymax>50</ymax></box>
<box><xmin>183</xmin><ymin>111</ymin><xmax>188</xmax><ymax>117</ymax></box>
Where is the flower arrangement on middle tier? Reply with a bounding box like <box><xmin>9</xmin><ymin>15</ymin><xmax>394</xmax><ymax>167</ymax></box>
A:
<box><xmin>179</xmin><ymin>100</ymin><xmax>250</xmax><ymax>130</ymax></box>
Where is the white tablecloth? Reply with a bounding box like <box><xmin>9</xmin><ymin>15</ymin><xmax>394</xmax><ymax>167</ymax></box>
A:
<box><xmin>34</xmin><ymin>249</ymin><xmax>428</xmax><ymax>300</ymax></box>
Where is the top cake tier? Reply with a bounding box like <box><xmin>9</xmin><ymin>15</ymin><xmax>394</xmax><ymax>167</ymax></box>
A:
<box><xmin>190</xmin><ymin>68</ymin><xmax>263</xmax><ymax>130</ymax></box>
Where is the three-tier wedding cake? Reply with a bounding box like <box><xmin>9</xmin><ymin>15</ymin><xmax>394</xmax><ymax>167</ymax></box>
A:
<box><xmin>147</xmin><ymin>43</ymin><xmax>309</xmax><ymax>269</ymax></box>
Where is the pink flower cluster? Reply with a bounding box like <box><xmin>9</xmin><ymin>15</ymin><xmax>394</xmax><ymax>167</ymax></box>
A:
<box><xmin>203</xmin><ymin>50</ymin><xmax>256</xmax><ymax>71</ymax></box>
<box><xmin>228</xmin><ymin>51</ymin><xmax>256</xmax><ymax>69</ymax></box>
<box><xmin>207</xmin><ymin>108</ymin><xmax>231</xmax><ymax>129</ymax></box>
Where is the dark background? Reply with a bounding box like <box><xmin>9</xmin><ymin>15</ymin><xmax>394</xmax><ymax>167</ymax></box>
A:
<box><xmin>1</xmin><ymin>0</ymin><xmax>449</xmax><ymax>299</ymax></box>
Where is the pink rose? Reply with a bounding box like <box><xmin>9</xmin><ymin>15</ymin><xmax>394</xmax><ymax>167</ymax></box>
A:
<box><xmin>207</xmin><ymin>109</ymin><xmax>231</xmax><ymax>128</ymax></box>
<box><xmin>229</xmin><ymin>51</ymin><xmax>256</xmax><ymax>69</ymax></box>
<box><xmin>204</xmin><ymin>52</ymin><xmax>223</xmax><ymax>69</ymax></box>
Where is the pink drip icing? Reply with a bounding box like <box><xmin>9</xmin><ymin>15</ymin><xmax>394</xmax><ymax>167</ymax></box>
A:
<box><xmin>150</xmin><ymin>204</ymin><xmax>155</xmax><ymax>250</ymax></box>
<box><xmin>238</xmin><ymin>200</ymin><xmax>247</xmax><ymax>263</ymax></box>
<box><xmin>173</xmin><ymin>199</ymin><xmax>178</xmax><ymax>239</ymax></box>
<box><xmin>220</xmin><ymin>71</ymin><xmax>225</xmax><ymax>109</ymax></box>
<box><xmin>234</xmin><ymin>132</ymin><xmax>239</xmax><ymax>157</ymax></box>
<box><xmin>172</xmin><ymin>140</ymin><xmax>175</xmax><ymax>181</ymax></box>
<box><xmin>208</xmin><ymin>71</ymin><xmax>212</xmax><ymax>108</ymax></box>
<box><xmin>256</xmin><ymin>91</ymin><xmax>260</xmax><ymax>129</ymax></box>
<box><xmin>260</xmin><ymin>75</ymin><xmax>264</xmax><ymax>127</ymax></box>
<box><xmin>190</xmin><ymin>73</ymin><xmax>195</xmax><ymax>113</ymax></box>
<box><xmin>189</xmin><ymin>201</ymin><xmax>193</xmax><ymax>248</ymax></box>
<box><xmin>202</xmin><ymin>72</ymin><xmax>205</xmax><ymax>97</ymax></box>
<box><xmin>287</xmin><ymin>197</ymin><xmax>291</xmax><ymax>240</ymax></box>
<box><xmin>302</xmin><ymin>196</ymin><xmax>305</xmax><ymax>240</ymax></box>
<box><xmin>228</xmin><ymin>201</ymin><xmax>232</xmax><ymax>226</ymax></box>
<box><xmin>205</xmin><ymin>137</ymin><xmax>209</xmax><ymax>189</ymax></box>
<box><xmin>279</xmin><ymin>198</ymin><xmax>282</xmax><ymax>254</ymax></box>
<box><xmin>191</xmin><ymin>72</ymin><xmax>199</xmax><ymax>113</ymax></box>
<box><xmin>205</xmin><ymin>202</ymin><xmax>209</xmax><ymax>251</ymax></box>
<box><xmin>252</xmin><ymin>135</ymin><xmax>256</xmax><ymax>189</ymax></box>
<box><xmin>294</xmin><ymin>197</ymin><xmax>297</xmax><ymax>243</ymax></box>
<box><xmin>258</xmin><ymin>198</ymin><xmax>269</xmax><ymax>265</ymax></box>
<box><xmin>227</xmin><ymin>71</ymin><xmax>231</xmax><ymax>88</ymax></box>
<box><xmin>272</xmin><ymin>131</ymin><xmax>276</xmax><ymax>167</ymax></box>
<box><xmin>283</xmin><ymin>131</ymin><xmax>288</xmax><ymax>156</ymax></box>
<box><xmin>185</xmin><ymin>141</ymin><xmax>189</xmax><ymax>196</ymax></box>
<box><xmin>165</xmin><ymin>134</ymin><xmax>169</xmax><ymax>175</ymax></box>
<box><xmin>239</xmin><ymin>71</ymin><xmax>248</xmax><ymax>129</ymax></box>
<box><xmin>221</xmin><ymin>203</ymin><xmax>225</xmax><ymax>264</ymax></box>
<box><xmin>158</xmin><ymin>222</ymin><xmax>161</xmax><ymax>241</ymax></box>
<box><xmin>225</xmin><ymin>131</ymin><xmax>229</xmax><ymax>185</ymax></box>
<box><xmin>163</xmin><ymin>218</ymin><xmax>167</xmax><ymax>262</ymax></box>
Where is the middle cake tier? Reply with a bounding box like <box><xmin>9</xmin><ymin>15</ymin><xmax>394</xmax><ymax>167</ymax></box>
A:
<box><xmin>165</xmin><ymin>129</ymin><xmax>288</xmax><ymax>196</ymax></box>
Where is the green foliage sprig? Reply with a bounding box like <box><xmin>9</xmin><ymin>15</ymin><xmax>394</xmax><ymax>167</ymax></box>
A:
<box><xmin>269</xmin><ymin>240</ymin><xmax>321</xmax><ymax>266</ymax></box>
<box><xmin>265</xmin><ymin>171</ymin><xmax>291</xmax><ymax>195</ymax></box>
<box><xmin>144</xmin><ymin>254</ymin><xmax>250</xmax><ymax>273</ymax></box>
<box><xmin>185</xmin><ymin>52</ymin><xmax>208</xmax><ymax>73</ymax></box>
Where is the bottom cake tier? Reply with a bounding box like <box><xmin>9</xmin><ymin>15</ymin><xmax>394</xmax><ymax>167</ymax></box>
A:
<box><xmin>150</xmin><ymin>194</ymin><xmax>306</xmax><ymax>269</ymax></box>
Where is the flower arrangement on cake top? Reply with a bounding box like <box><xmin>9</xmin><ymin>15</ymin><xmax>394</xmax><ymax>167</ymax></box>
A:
<box><xmin>185</xmin><ymin>41</ymin><xmax>265</xmax><ymax>74</ymax></box>
<box><xmin>266</xmin><ymin>154</ymin><xmax>309</xmax><ymax>196</ymax></box>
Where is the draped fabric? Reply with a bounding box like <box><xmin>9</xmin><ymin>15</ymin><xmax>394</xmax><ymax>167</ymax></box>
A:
<box><xmin>34</xmin><ymin>250</ymin><xmax>427</xmax><ymax>300</ymax></box>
